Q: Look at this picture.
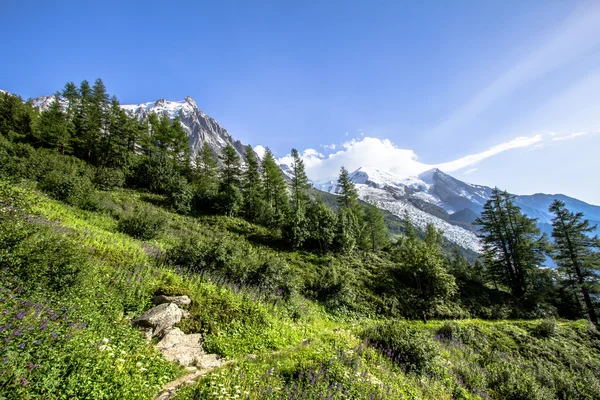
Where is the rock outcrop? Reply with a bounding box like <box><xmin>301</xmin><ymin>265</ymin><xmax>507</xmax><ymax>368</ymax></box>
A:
<box><xmin>132</xmin><ymin>303</ymin><xmax>183</xmax><ymax>339</ymax></box>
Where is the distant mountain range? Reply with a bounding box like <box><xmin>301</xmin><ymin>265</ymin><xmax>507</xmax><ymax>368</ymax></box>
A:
<box><xmin>25</xmin><ymin>91</ymin><xmax>600</xmax><ymax>255</ymax></box>
<box><xmin>314</xmin><ymin>167</ymin><xmax>600</xmax><ymax>253</ymax></box>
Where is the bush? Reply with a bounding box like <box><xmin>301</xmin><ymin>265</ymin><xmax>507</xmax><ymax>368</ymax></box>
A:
<box><xmin>0</xmin><ymin>217</ymin><xmax>83</xmax><ymax>292</ymax></box>
<box><xmin>247</xmin><ymin>257</ymin><xmax>301</xmax><ymax>301</ymax></box>
<box><xmin>534</xmin><ymin>318</ymin><xmax>557</xmax><ymax>338</ymax></box>
<box><xmin>305</xmin><ymin>259</ymin><xmax>356</xmax><ymax>313</ymax></box>
<box><xmin>93</xmin><ymin>167</ymin><xmax>125</xmax><ymax>190</ymax></box>
<box><xmin>167</xmin><ymin>175</ymin><xmax>194</xmax><ymax>214</ymax></box>
<box><xmin>437</xmin><ymin>321</ymin><xmax>461</xmax><ymax>340</ymax></box>
<box><xmin>117</xmin><ymin>205</ymin><xmax>165</xmax><ymax>240</ymax></box>
<box><xmin>362</xmin><ymin>321</ymin><xmax>439</xmax><ymax>374</ymax></box>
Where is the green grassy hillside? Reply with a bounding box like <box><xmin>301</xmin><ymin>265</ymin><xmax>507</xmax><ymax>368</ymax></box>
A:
<box><xmin>1</xmin><ymin>180</ymin><xmax>599</xmax><ymax>399</ymax></box>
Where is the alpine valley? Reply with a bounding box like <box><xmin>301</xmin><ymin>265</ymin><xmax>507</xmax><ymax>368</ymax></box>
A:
<box><xmin>29</xmin><ymin>92</ymin><xmax>600</xmax><ymax>255</ymax></box>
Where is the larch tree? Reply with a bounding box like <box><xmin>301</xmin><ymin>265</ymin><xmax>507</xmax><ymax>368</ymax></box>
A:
<box><xmin>262</xmin><ymin>148</ymin><xmax>289</xmax><ymax>227</ymax></box>
<box><xmin>474</xmin><ymin>188</ymin><xmax>548</xmax><ymax>298</ymax></box>
<box><xmin>218</xmin><ymin>144</ymin><xmax>243</xmax><ymax>216</ymax></box>
<box><xmin>549</xmin><ymin>199</ymin><xmax>600</xmax><ymax>326</ymax></box>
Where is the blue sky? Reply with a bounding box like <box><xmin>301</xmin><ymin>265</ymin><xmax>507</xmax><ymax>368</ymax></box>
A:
<box><xmin>2</xmin><ymin>1</ymin><xmax>600</xmax><ymax>204</ymax></box>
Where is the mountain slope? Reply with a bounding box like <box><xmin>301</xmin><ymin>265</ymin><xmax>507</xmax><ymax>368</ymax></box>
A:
<box><xmin>121</xmin><ymin>97</ymin><xmax>246</xmax><ymax>159</ymax></box>
<box><xmin>314</xmin><ymin>166</ymin><xmax>600</xmax><ymax>254</ymax></box>
<box><xmin>27</xmin><ymin>92</ymin><xmax>247</xmax><ymax>161</ymax></box>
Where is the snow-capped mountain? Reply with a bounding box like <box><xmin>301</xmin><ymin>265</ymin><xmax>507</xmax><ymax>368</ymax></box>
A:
<box><xmin>28</xmin><ymin>93</ymin><xmax>246</xmax><ymax>161</ymax></box>
<box><xmin>121</xmin><ymin>97</ymin><xmax>246</xmax><ymax>160</ymax></box>
<box><xmin>314</xmin><ymin>166</ymin><xmax>600</xmax><ymax>253</ymax></box>
<box><xmin>316</xmin><ymin>167</ymin><xmax>482</xmax><ymax>252</ymax></box>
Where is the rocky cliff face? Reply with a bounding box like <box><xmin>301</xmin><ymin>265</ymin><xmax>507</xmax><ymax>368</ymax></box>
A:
<box><xmin>27</xmin><ymin>92</ymin><xmax>247</xmax><ymax>161</ymax></box>
<box><xmin>121</xmin><ymin>97</ymin><xmax>246</xmax><ymax>160</ymax></box>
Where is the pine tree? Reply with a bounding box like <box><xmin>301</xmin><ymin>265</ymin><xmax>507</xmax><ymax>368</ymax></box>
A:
<box><xmin>364</xmin><ymin>204</ymin><xmax>389</xmax><ymax>251</ymax></box>
<box><xmin>474</xmin><ymin>188</ymin><xmax>548</xmax><ymax>298</ymax></box>
<box><xmin>218</xmin><ymin>144</ymin><xmax>243</xmax><ymax>216</ymax></box>
<box><xmin>334</xmin><ymin>207</ymin><xmax>359</xmax><ymax>253</ymax></box>
<box><xmin>290</xmin><ymin>148</ymin><xmax>310</xmax><ymax>211</ymax></box>
<box><xmin>170</xmin><ymin>117</ymin><xmax>190</xmax><ymax>169</ymax></box>
<box><xmin>262</xmin><ymin>148</ymin><xmax>289</xmax><ymax>227</ymax></box>
<box><xmin>242</xmin><ymin>145</ymin><xmax>264</xmax><ymax>221</ymax></box>
<box><xmin>0</xmin><ymin>92</ymin><xmax>33</xmax><ymax>140</ymax></box>
<box><xmin>337</xmin><ymin>166</ymin><xmax>360</xmax><ymax>211</ymax></box>
<box><xmin>72</xmin><ymin>80</ymin><xmax>93</xmax><ymax>160</ymax></box>
<box><xmin>391</xmin><ymin>221</ymin><xmax>457</xmax><ymax>315</ymax></box>
<box><xmin>36</xmin><ymin>93</ymin><xmax>69</xmax><ymax>153</ymax></box>
<box><xmin>193</xmin><ymin>143</ymin><xmax>219</xmax><ymax>204</ymax></box>
<box><xmin>306</xmin><ymin>199</ymin><xmax>337</xmax><ymax>253</ymax></box>
<box><xmin>88</xmin><ymin>78</ymin><xmax>110</xmax><ymax>162</ymax></box>
<box><xmin>549</xmin><ymin>199</ymin><xmax>600</xmax><ymax>326</ymax></box>
<box><xmin>285</xmin><ymin>148</ymin><xmax>311</xmax><ymax>247</ymax></box>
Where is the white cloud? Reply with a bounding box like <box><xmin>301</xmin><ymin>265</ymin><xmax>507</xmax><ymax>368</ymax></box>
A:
<box><xmin>436</xmin><ymin>135</ymin><xmax>544</xmax><ymax>172</ymax></box>
<box><xmin>278</xmin><ymin>134</ymin><xmax>543</xmax><ymax>182</ymax></box>
<box><xmin>552</xmin><ymin>130</ymin><xmax>599</xmax><ymax>141</ymax></box>
<box><xmin>321</xmin><ymin>143</ymin><xmax>337</xmax><ymax>150</ymax></box>
<box><xmin>463</xmin><ymin>168</ymin><xmax>478</xmax><ymax>175</ymax></box>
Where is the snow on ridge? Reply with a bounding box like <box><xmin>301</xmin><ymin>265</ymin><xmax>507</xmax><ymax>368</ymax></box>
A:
<box><xmin>357</xmin><ymin>185</ymin><xmax>481</xmax><ymax>252</ymax></box>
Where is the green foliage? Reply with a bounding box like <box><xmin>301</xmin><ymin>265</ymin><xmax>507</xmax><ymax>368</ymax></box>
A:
<box><xmin>475</xmin><ymin>188</ymin><xmax>548</xmax><ymax>298</ymax></box>
<box><xmin>218</xmin><ymin>144</ymin><xmax>243</xmax><ymax>216</ymax></box>
<box><xmin>390</xmin><ymin>224</ymin><xmax>457</xmax><ymax>315</ymax></box>
<box><xmin>363</xmin><ymin>204</ymin><xmax>389</xmax><ymax>251</ymax></box>
<box><xmin>534</xmin><ymin>318</ymin><xmax>557</xmax><ymax>338</ymax></box>
<box><xmin>167</xmin><ymin>175</ymin><xmax>194</xmax><ymax>214</ymax></box>
<box><xmin>362</xmin><ymin>321</ymin><xmax>440</xmax><ymax>374</ymax></box>
<box><xmin>117</xmin><ymin>204</ymin><xmax>165</xmax><ymax>240</ymax></box>
<box><xmin>305</xmin><ymin>259</ymin><xmax>356</xmax><ymax>312</ymax></box>
<box><xmin>166</xmin><ymin>233</ymin><xmax>299</xmax><ymax>301</ymax></box>
<box><xmin>93</xmin><ymin>167</ymin><xmax>125</xmax><ymax>190</ymax></box>
<box><xmin>549</xmin><ymin>199</ymin><xmax>600</xmax><ymax>326</ymax></box>
<box><xmin>261</xmin><ymin>148</ymin><xmax>289</xmax><ymax>227</ymax></box>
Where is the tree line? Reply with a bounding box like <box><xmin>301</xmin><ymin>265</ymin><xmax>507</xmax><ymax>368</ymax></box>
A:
<box><xmin>1</xmin><ymin>78</ymin><xmax>598</xmax><ymax>324</ymax></box>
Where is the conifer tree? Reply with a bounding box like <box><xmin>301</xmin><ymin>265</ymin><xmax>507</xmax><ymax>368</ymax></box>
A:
<box><xmin>36</xmin><ymin>93</ymin><xmax>69</xmax><ymax>153</ymax></box>
<box><xmin>334</xmin><ymin>207</ymin><xmax>359</xmax><ymax>253</ymax></box>
<box><xmin>391</xmin><ymin>219</ymin><xmax>457</xmax><ymax>315</ymax></box>
<box><xmin>262</xmin><ymin>148</ymin><xmax>289</xmax><ymax>227</ymax></box>
<box><xmin>0</xmin><ymin>92</ymin><xmax>33</xmax><ymax>140</ymax></box>
<box><xmin>549</xmin><ymin>199</ymin><xmax>600</xmax><ymax>326</ymax></box>
<box><xmin>290</xmin><ymin>148</ymin><xmax>310</xmax><ymax>211</ymax></box>
<box><xmin>337</xmin><ymin>166</ymin><xmax>360</xmax><ymax>212</ymax></box>
<box><xmin>170</xmin><ymin>117</ymin><xmax>190</xmax><ymax>169</ymax></box>
<box><xmin>218</xmin><ymin>144</ymin><xmax>243</xmax><ymax>216</ymax></box>
<box><xmin>72</xmin><ymin>79</ymin><xmax>93</xmax><ymax>160</ymax></box>
<box><xmin>364</xmin><ymin>204</ymin><xmax>389</xmax><ymax>251</ymax></box>
<box><xmin>242</xmin><ymin>145</ymin><xmax>264</xmax><ymax>221</ymax></box>
<box><xmin>286</xmin><ymin>148</ymin><xmax>311</xmax><ymax>247</ymax></box>
<box><xmin>193</xmin><ymin>143</ymin><xmax>219</xmax><ymax>204</ymax></box>
<box><xmin>474</xmin><ymin>188</ymin><xmax>548</xmax><ymax>298</ymax></box>
<box><xmin>306</xmin><ymin>199</ymin><xmax>337</xmax><ymax>253</ymax></box>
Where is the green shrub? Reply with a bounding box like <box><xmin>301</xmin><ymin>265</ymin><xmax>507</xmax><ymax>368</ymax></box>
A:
<box><xmin>362</xmin><ymin>321</ymin><xmax>439</xmax><ymax>374</ymax></box>
<box><xmin>437</xmin><ymin>321</ymin><xmax>461</xmax><ymax>340</ymax></box>
<box><xmin>0</xmin><ymin>217</ymin><xmax>83</xmax><ymax>292</ymax></box>
<box><xmin>117</xmin><ymin>205</ymin><xmax>165</xmax><ymax>240</ymax></box>
<box><xmin>93</xmin><ymin>167</ymin><xmax>125</xmax><ymax>190</ymax></box>
<box><xmin>167</xmin><ymin>175</ymin><xmax>194</xmax><ymax>214</ymax></box>
<box><xmin>305</xmin><ymin>259</ymin><xmax>356</xmax><ymax>313</ymax></box>
<box><xmin>534</xmin><ymin>318</ymin><xmax>557</xmax><ymax>338</ymax></box>
<box><xmin>247</xmin><ymin>257</ymin><xmax>301</xmax><ymax>300</ymax></box>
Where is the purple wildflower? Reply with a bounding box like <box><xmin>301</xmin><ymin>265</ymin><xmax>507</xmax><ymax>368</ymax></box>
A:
<box><xmin>33</xmin><ymin>340</ymin><xmax>40</xmax><ymax>346</ymax></box>
<box><xmin>19</xmin><ymin>343</ymin><xmax>25</xmax><ymax>349</ymax></box>
<box><xmin>51</xmin><ymin>332</ymin><xmax>58</xmax><ymax>339</ymax></box>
